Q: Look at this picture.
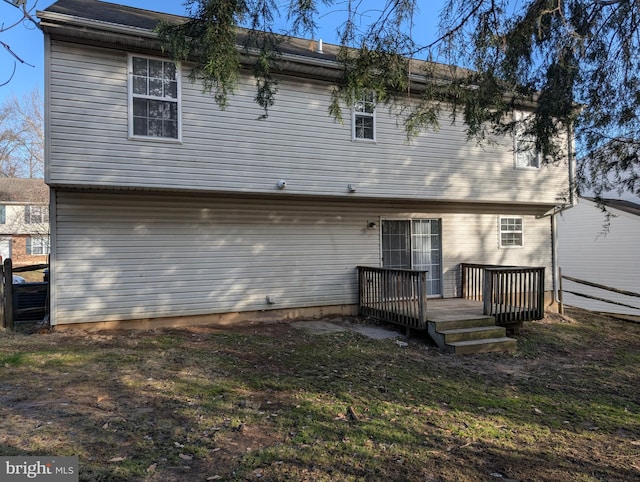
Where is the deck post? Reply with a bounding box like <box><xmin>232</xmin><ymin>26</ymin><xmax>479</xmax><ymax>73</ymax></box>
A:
<box><xmin>4</xmin><ymin>259</ymin><xmax>13</xmax><ymax>330</ymax></box>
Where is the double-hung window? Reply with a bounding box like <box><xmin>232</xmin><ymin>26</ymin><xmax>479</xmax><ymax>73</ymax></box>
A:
<box><xmin>25</xmin><ymin>205</ymin><xmax>49</xmax><ymax>224</ymax></box>
<box><xmin>499</xmin><ymin>216</ymin><xmax>523</xmax><ymax>247</ymax></box>
<box><xmin>514</xmin><ymin>112</ymin><xmax>540</xmax><ymax>169</ymax></box>
<box><xmin>515</xmin><ymin>136</ymin><xmax>540</xmax><ymax>169</ymax></box>
<box><xmin>352</xmin><ymin>92</ymin><xmax>376</xmax><ymax>141</ymax></box>
<box><xmin>129</xmin><ymin>56</ymin><xmax>181</xmax><ymax>141</ymax></box>
<box><xmin>27</xmin><ymin>236</ymin><xmax>50</xmax><ymax>255</ymax></box>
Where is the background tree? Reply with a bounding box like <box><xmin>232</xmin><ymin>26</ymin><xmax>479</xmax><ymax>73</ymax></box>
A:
<box><xmin>159</xmin><ymin>0</ymin><xmax>640</xmax><ymax>201</ymax></box>
<box><xmin>0</xmin><ymin>87</ymin><xmax>44</xmax><ymax>178</ymax></box>
<box><xmin>0</xmin><ymin>0</ymin><xmax>40</xmax><ymax>86</ymax></box>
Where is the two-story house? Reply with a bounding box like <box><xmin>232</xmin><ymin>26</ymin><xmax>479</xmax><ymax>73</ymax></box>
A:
<box><xmin>39</xmin><ymin>0</ymin><xmax>571</xmax><ymax>330</ymax></box>
<box><xmin>0</xmin><ymin>178</ymin><xmax>50</xmax><ymax>267</ymax></box>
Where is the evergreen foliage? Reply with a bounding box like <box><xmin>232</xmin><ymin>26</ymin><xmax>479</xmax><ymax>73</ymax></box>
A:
<box><xmin>157</xmin><ymin>0</ymin><xmax>640</xmax><ymax>199</ymax></box>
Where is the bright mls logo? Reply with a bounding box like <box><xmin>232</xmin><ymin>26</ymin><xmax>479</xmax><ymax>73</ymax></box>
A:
<box><xmin>1</xmin><ymin>457</ymin><xmax>78</xmax><ymax>481</ymax></box>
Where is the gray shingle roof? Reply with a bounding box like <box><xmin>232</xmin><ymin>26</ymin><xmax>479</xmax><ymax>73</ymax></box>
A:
<box><xmin>0</xmin><ymin>178</ymin><xmax>49</xmax><ymax>204</ymax></box>
<box><xmin>44</xmin><ymin>0</ymin><xmax>185</xmax><ymax>31</ymax></box>
<box><xmin>41</xmin><ymin>0</ymin><xmax>340</xmax><ymax>62</ymax></box>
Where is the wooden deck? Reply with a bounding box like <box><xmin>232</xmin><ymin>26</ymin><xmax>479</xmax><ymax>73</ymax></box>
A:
<box><xmin>357</xmin><ymin>265</ymin><xmax>543</xmax><ymax>353</ymax></box>
<box><xmin>426</xmin><ymin>298</ymin><xmax>485</xmax><ymax>323</ymax></box>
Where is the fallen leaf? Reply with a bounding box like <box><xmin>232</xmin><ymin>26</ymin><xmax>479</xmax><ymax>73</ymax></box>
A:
<box><xmin>146</xmin><ymin>463</ymin><xmax>156</xmax><ymax>473</ymax></box>
<box><xmin>179</xmin><ymin>453</ymin><xmax>193</xmax><ymax>461</ymax></box>
<box><xmin>109</xmin><ymin>457</ymin><xmax>126</xmax><ymax>463</ymax></box>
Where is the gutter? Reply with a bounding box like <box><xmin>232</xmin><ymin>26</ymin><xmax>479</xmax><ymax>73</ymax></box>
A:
<box><xmin>37</xmin><ymin>9</ymin><xmax>541</xmax><ymax>105</ymax></box>
<box><xmin>37</xmin><ymin>10</ymin><xmax>344</xmax><ymax>81</ymax></box>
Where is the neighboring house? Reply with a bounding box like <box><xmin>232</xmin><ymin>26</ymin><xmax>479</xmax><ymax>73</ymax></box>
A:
<box><xmin>39</xmin><ymin>0</ymin><xmax>572</xmax><ymax>329</ymax></box>
<box><xmin>558</xmin><ymin>197</ymin><xmax>640</xmax><ymax>316</ymax></box>
<box><xmin>0</xmin><ymin>178</ymin><xmax>50</xmax><ymax>267</ymax></box>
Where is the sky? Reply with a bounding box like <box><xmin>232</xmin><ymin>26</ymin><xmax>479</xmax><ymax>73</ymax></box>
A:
<box><xmin>0</xmin><ymin>0</ymin><xmax>443</xmax><ymax>105</ymax></box>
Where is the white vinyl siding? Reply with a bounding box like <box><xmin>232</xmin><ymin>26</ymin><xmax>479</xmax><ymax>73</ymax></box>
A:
<box><xmin>558</xmin><ymin>199</ymin><xmax>640</xmax><ymax>316</ymax></box>
<box><xmin>51</xmin><ymin>191</ymin><xmax>553</xmax><ymax>325</ymax></box>
<box><xmin>48</xmin><ymin>41</ymin><xmax>569</xmax><ymax>206</ymax></box>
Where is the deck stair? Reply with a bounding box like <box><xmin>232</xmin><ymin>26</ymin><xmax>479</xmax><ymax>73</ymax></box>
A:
<box><xmin>426</xmin><ymin>300</ymin><xmax>517</xmax><ymax>354</ymax></box>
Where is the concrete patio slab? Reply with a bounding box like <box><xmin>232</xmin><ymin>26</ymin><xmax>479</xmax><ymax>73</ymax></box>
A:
<box><xmin>348</xmin><ymin>324</ymin><xmax>403</xmax><ymax>340</ymax></box>
<box><xmin>290</xmin><ymin>320</ymin><xmax>348</xmax><ymax>335</ymax></box>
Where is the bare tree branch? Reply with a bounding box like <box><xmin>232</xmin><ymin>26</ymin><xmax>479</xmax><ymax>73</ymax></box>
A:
<box><xmin>0</xmin><ymin>88</ymin><xmax>44</xmax><ymax>178</ymax></box>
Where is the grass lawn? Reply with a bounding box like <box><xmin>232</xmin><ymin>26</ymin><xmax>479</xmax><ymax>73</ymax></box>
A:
<box><xmin>0</xmin><ymin>308</ymin><xmax>638</xmax><ymax>481</ymax></box>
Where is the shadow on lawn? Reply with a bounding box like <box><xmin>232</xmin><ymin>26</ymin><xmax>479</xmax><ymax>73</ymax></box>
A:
<box><xmin>0</xmin><ymin>312</ymin><xmax>638</xmax><ymax>481</ymax></box>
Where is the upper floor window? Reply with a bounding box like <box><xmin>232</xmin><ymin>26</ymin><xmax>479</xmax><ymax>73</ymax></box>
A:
<box><xmin>352</xmin><ymin>92</ymin><xmax>376</xmax><ymax>141</ymax></box>
<box><xmin>25</xmin><ymin>205</ymin><xmax>49</xmax><ymax>224</ymax></box>
<box><xmin>0</xmin><ymin>205</ymin><xmax>5</xmax><ymax>224</ymax></box>
<box><xmin>129</xmin><ymin>56</ymin><xmax>181</xmax><ymax>141</ymax></box>
<box><xmin>514</xmin><ymin>111</ymin><xmax>540</xmax><ymax>169</ymax></box>
<box><xmin>515</xmin><ymin>136</ymin><xmax>540</xmax><ymax>169</ymax></box>
<box><xmin>499</xmin><ymin>216</ymin><xmax>523</xmax><ymax>247</ymax></box>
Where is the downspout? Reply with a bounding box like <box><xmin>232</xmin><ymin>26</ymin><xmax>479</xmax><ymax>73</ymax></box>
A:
<box><xmin>551</xmin><ymin>212</ymin><xmax>559</xmax><ymax>307</ymax></box>
<box><xmin>44</xmin><ymin>30</ymin><xmax>56</xmax><ymax>326</ymax></box>
<box><xmin>552</xmin><ymin>122</ymin><xmax>576</xmax><ymax>306</ymax></box>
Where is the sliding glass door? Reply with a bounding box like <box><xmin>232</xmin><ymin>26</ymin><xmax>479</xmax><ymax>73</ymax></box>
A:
<box><xmin>381</xmin><ymin>219</ymin><xmax>442</xmax><ymax>296</ymax></box>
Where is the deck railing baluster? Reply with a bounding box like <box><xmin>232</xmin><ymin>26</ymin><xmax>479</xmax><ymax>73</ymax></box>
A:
<box><xmin>357</xmin><ymin>266</ymin><xmax>428</xmax><ymax>330</ymax></box>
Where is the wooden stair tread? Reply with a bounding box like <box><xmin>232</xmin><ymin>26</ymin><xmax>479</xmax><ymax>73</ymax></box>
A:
<box><xmin>438</xmin><ymin>326</ymin><xmax>504</xmax><ymax>335</ymax></box>
<box><xmin>447</xmin><ymin>336</ymin><xmax>516</xmax><ymax>347</ymax></box>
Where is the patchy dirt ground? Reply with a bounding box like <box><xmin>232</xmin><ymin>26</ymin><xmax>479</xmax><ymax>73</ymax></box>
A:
<box><xmin>1</xmin><ymin>308</ymin><xmax>639</xmax><ymax>481</ymax></box>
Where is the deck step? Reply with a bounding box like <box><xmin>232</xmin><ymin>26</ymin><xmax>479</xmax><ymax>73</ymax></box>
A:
<box><xmin>445</xmin><ymin>337</ymin><xmax>517</xmax><ymax>355</ymax></box>
<box><xmin>439</xmin><ymin>325</ymin><xmax>507</xmax><ymax>343</ymax></box>
<box><xmin>427</xmin><ymin>312</ymin><xmax>516</xmax><ymax>354</ymax></box>
<box><xmin>447</xmin><ymin>336</ymin><xmax>517</xmax><ymax>355</ymax></box>
<box><xmin>430</xmin><ymin>316</ymin><xmax>496</xmax><ymax>332</ymax></box>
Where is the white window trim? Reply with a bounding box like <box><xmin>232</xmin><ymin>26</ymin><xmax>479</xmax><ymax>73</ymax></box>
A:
<box><xmin>351</xmin><ymin>92</ymin><xmax>377</xmax><ymax>143</ymax></box>
<box><xmin>25</xmin><ymin>205</ymin><xmax>49</xmax><ymax>224</ymax></box>
<box><xmin>379</xmin><ymin>218</ymin><xmax>443</xmax><ymax>297</ymax></box>
<box><xmin>128</xmin><ymin>54</ymin><xmax>182</xmax><ymax>143</ymax></box>
<box><xmin>513</xmin><ymin>111</ymin><xmax>540</xmax><ymax>170</ymax></box>
<box><xmin>27</xmin><ymin>236</ymin><xmax>50</xmax><ymax>256</ymax></box>
<box><xmin>498</xmin><ymin>216</ymin><xmax>524</xmax><ymax>248</ymax></box>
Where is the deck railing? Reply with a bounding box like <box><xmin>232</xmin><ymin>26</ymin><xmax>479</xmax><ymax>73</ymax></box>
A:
<box><xmin>461</xmin><ymin>263</ymin><xmax>545</xmax><ymax>325</ymax></box>
<box><xmin>357</xmin><ymin>266</ymin><xmax>428</xmax><ymax>330</ymax></box>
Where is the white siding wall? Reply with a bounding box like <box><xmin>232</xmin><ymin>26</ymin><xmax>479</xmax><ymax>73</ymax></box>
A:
<box><xmin>48</xmin><ymin>41</ymin><xmax>568</xmax><ymax>206</ymax></box>
<box><xmin>52</xmin><ymin>191</ymin><xmax>552</xmax><ymax>325</ymax></box>
<box><xmin>0</xmin><ymin>205</ymin><xmax>48</xmax><ymax>236</ymax></box>
<box><xmin>558</xmin><ymin>199</ymin><xmax>640</xmax><ymax>315</ymax></box>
